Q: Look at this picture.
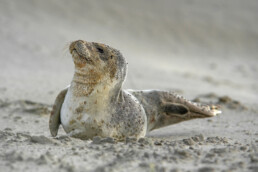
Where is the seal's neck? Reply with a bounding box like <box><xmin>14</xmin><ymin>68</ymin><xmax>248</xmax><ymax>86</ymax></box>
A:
<box><xmin>71</xmin><ymin>71</ymin><xmax>123</xmax><ymax>104</ymax></box>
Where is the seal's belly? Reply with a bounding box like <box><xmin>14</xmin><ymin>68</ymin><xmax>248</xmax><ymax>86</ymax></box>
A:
<box><xmin>60</xmin><ymin>91</ymin><xmax>92</xmax><ymax>137</ymax></box>
<box><xmin>60</xmin><ymin>91</ymin><xmax>112</xmax><ymax>139</ymax></box>
<box><xmin>61</xmin><ymin>105</ymin><xmax>103</xmax><ymax>139</ymax></box>
<box><xmin>60</xmin><ymin>89</ymin><xmax>147</xmax><ymax>139</ymax></box>
<box><xmin>60</xmin><ymin>101</ymin><xmax>115</xmax><ymax>139</ymax></box>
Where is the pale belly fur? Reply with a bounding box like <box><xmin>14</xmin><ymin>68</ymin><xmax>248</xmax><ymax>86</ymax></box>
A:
<box><xmin>60</xmin><ymin>89</ymin><xmax>108</xmax><ymax>138</ymax></box>
<box><xmin>60</xmin><ymin>88</ymin><xmax>147</xmax><ymax>139</ymax></box>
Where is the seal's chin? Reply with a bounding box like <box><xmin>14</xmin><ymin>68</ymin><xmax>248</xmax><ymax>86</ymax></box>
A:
<box><xmin>71</xmin><ymin>49</ymin><xmax>79</xmax><ymax>58</ymax></box>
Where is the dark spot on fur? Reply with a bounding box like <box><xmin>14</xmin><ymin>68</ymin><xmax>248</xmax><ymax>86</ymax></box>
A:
<box><xmin>150</xmin><ymin>116</ymin><xmax>156</xmax><ymax>123</ymax></box>
<box><xmin>163</xmin><ymin>103</ymin><xmax>188</xmax><ymax>115</ymax></box>
<box><xmin>75</xmin><ymin>106</ymin><xmax>83</xmax><ymax>113</ymax></box>
<box><xmin>69</xmin><ymin>120</ymin><xmax>76</xmax><ymax>125</ymax></box>
<box><xmin>77</xmin><ymin>114</ymin><xmax>82</xmax><ymax>120</ymax></box>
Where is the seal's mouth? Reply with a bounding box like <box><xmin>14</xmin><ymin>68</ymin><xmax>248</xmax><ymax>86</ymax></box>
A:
<box><xmin>72</xmin><ymin>49</ymin><xmax>93</xmax><ymax>63</ymax></box>
<box><xmin>69</xmin><ymin>40</ymin><xmax>93</xmax><ymax>63</ymax></box>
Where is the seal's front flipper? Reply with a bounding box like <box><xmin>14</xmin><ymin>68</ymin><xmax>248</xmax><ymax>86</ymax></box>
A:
<box><xmin>49</xmin><ymin>88</ymin><xmax>68</xmax><ymax>137</ymax></box>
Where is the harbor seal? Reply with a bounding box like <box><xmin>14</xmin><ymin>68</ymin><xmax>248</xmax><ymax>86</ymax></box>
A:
<box><xmin>49</xmin><ymin>40</ymin><xmax>221</xmax><ymax>140</ymax></box>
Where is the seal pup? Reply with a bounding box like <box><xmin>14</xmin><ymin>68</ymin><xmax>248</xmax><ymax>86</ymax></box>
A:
<box><xmin>49</xmin><ymin>40</ymin><xmax>221</xmax><ymax>140</ymax></box>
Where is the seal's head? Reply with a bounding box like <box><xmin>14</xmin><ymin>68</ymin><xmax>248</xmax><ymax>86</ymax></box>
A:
<box><xmin>69</xmin><ymin>40</ymin><xmax>127</xmax><ymax>94</ymax></box>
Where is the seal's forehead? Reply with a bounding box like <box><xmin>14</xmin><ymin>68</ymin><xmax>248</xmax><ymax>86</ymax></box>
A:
<box><xmin>70</xmin><ymin>40</ymin><xmax>119</xmax><ymax>53</ymax></box>
<box><xmin>91</xmin><ymin>42</ymin><xmax>107</xmax><ymax>53</ymax></box>
<box><xmin>91</xmin><ymin>42</ymin><xmax>117</xmax><ymax>52</ymax></box>
<box><xmin>92</xmin><ymin>42</ymin><xmax>105</xmax><ymax>47</ymax></box>
<box><xmin>91</xmin><ymin>42</ymin><xmax>122</xmax><ymax>58</ymax></box>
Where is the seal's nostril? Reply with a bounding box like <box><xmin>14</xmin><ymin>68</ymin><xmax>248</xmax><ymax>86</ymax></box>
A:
<box><xmin>69</xmin><ymin>41</ymin><xmax>79</xmax><ymax>54</ymax></box>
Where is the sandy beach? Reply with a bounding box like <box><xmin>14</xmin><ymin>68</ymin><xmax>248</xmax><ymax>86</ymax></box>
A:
<box><xmin>0</xmin><ymin>0</ymin><xmax>257</xmax><ymax>171</ymax></box>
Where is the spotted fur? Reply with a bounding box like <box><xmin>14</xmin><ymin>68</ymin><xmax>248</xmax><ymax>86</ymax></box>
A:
<box><xmin>49</xmin><ymin>40</ymin><xmax>221</xmax><ymax>140</ymax></box>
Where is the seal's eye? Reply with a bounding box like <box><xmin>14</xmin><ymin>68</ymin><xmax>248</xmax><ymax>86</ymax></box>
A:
<box><xmin>97</xmin><ymin>48</ymin><xmax>104</xmax><ymax>53</ymax></box>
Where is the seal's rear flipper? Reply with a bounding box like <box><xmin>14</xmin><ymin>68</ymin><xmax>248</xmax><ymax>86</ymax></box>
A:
<box><xmin>129</xmin><ymin>90</ymin><xmax>221</xmax><ymax>132</ymax></box>
<box><xmin>49</xmin><ymin>88</ymin><xmax>68</xmax><ymax>137</ymax></box>
<box><xmin>162</xmin><ymin>103</ymin><xmax>189</xmax><ymax>115</ymax></box>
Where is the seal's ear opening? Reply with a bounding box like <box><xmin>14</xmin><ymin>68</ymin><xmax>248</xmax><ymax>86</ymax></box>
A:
<box><xmin>162</xmin><ymin>103</ymin><xmax>189</xmax><ymax>116</ymax></box>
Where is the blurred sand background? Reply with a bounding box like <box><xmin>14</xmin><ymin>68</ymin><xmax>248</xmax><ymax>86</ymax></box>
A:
<box><xmin>0</xmin><ymin>0</ymin><xmax>258</xmax><ymax>172</ymax></box>
<box><xmin>1</xmin><ymin>0</ymin><xmax>257</xmax><ymax>104</ymax></box>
